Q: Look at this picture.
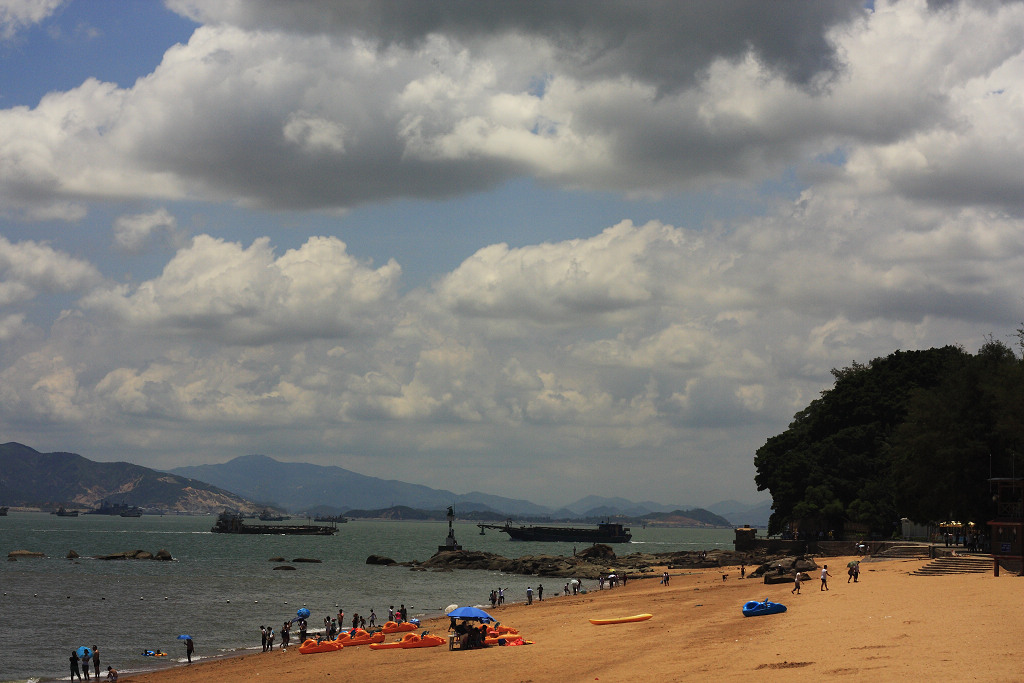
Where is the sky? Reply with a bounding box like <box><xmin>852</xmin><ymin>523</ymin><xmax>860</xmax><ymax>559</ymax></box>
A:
<box><xmin>0</xmin><ymin>0</ymin><xmax>1022</xmax><ymax>509</ymax></box>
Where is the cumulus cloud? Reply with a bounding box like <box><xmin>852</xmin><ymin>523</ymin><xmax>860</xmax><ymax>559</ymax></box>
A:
<box><xmin>0</xmin><ymin>0</ymin><xmax>1017</xmax><ymax>211</ymax></box>
<box><xmin>81</xmin><ymin>234</ymin><xmax>401</xmax><ymax>345</ymax></box>
<box><xmin>1</xmin><ymin>0</ymin><xmax>1022</xmax><ymax>506</ymax></box>
<box><xmin>0</xmin><ymin>235</ymin><xmax>103</xmax><ymax>306</ymax></box>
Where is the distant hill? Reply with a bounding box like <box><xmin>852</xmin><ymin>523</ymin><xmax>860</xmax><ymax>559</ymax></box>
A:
<box><xmin>0</xmin><ymin>442</ymin><xmax>260</xmax><ymax>514</ymax></box>
<box><xmin>168</xmin><ymin>454</ymin><xmax>554</xmax><ymax>515</ymax></box>
<box><xmin>641</xmin><ymin>508</ymin><xmax>732</xmax><ymax>527</ymax></box>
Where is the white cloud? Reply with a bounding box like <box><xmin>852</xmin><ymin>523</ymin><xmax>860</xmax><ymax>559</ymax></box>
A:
<box><xmin>81</xmin><ymin>234</ymin><xmax>401</xmax><ymax>345</ymax></box>
<box><xmin>0</xmin><ymin>235</ymin><xmax>103</xmax><ymax>306</ymax></box>
<box><xmin>0</xmin><ymin>0</ymin><xmax>65</xmax><ymax>40</ymax></box>
<box><xmin>113</xmin><ymin>208</ymin><xmax>179</xmax><ymax>253</ymax></box>
<box><xmin>0</xmin><ymin>1</ymin><xmax>1017</xmax><ymax>212</ymax></box>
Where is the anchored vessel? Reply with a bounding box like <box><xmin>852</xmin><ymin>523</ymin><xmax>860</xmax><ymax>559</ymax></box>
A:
<box><xmin>211</xmin><ymin>511</ymin><xmax>338</xmax><ymax>535</ymax></box>
<box><xmin>477</xmin><ymin>519</ymin><xmax>631</xmax><ymax>543</ymax></box>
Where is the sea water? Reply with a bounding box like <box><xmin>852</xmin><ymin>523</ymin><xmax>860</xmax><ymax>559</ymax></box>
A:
<box><xmin>0</xmin><ymin>512</ymin><xmax>732</xmax><ymax>681</ymax></box>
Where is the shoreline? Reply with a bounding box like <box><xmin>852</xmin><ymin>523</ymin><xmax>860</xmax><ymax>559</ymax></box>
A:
<box><xmin>116</xmin><ymin>555</ymin><xmax>1024</xmax><ymax>682</ymax></box>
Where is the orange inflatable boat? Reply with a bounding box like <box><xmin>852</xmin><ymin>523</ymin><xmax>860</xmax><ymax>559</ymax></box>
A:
<box><xmin>381</xmin><ymin>621</ymin><xmax>418</xmax><ymax>634</ymax></box>
<box><xmin>298</xmin><ymin>638</ymin><xmax>343</xmax><ymax>654</ymax></box>
<box><xmin>369</xmin><ymin>633</ymin><xmax>446</xmax><ymax>650</ymax></box>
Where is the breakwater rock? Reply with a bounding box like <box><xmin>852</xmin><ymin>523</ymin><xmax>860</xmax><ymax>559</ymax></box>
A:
<box><xmin>95</xmin><ymin>549</ymin><xmax>174</xmax><ymax>561</ymax></box>
<box><xmin>380</xmin><ymin>545</ymin><xmax>757</xmax><ymax>580</ymax></box>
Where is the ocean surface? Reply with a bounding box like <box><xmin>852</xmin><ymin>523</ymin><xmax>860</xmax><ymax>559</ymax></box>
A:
<box><xmin>0</xmin><ymin>512</ymin><xmax>733</xmax><ymax>682</ymax></box>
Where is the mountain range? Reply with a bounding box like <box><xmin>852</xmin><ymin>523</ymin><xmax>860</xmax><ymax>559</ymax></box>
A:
<box><xmin>169</xmin><ymin>454</ymin><xmax>771</xmax><ymax>525</ymax></box>
<box><xmin>0</xmin><ymin>442</ymin><xmax>258</xmax><ymax>513</ymax></box>
<box><xmin>0</xmin><ymin>442</ymin><xmax>770</xmax><ymax>525</ymax></box>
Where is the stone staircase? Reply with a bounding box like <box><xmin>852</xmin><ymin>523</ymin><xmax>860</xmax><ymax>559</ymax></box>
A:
<box><xmin>873</xmin><ymin>544</ymin><xmax>931</xmax><ymax>559</ymax></box>
<box><xmin>911</xmin><ymin>554</ymin><xmax>992</xmax><ymax>576</ymax></box>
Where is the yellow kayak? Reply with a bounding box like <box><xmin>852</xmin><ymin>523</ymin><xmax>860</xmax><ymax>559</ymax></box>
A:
<box><xmin>589</xmin><ymin>613</ymin><xmax>653</xmax><ymax>625</ymax></box>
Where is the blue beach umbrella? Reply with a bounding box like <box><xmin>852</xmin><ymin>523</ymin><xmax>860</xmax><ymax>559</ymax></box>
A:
<box><xmin>177</xmin><ymin>634</ymin><xmax>192</xmax><ymax>640</ymax></box>
<box><xmin>296</xmin><ymin>608</ymin><xmax>310</xmax><ymax>619</ymax></box>
<box><xmin>76</xmin><ymin>646</ymin><xmax>92</xmax><ymax>659</ymax></box>
<box><xmin>446</xmin><ymin>606</ymin><xmax>495</xmax><ymax>622</ymax></box>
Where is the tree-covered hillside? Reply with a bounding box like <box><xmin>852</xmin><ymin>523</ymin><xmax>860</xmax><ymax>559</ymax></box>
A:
<box><xmin>754</xmin><ymin>338</ymin><xmax>1024</xmax><ymax>537</ymax></box>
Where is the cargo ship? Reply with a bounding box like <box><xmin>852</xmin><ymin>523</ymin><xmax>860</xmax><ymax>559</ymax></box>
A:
<box><xmin>211</xmin><ymin>511</ymin><xmax>338</xmax><ymax>535</ymax></box>
<box><xmin>477</xmin><ymin>519</ymin><xmax>631</xmax><ymax>543</ymax></box>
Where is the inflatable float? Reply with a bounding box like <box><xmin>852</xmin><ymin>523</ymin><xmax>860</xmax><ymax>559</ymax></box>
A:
<box><xmin>741</xmin><ymin>599</ymin><xmax>787</xmax><ymax>617</ymax></box>
<box><xmin>141</xmin><ymin>651</ymin><xmax>167</xmax><ymax>657</ymax></box>
<box><xmin>298</xmin><ymin>638</ymin><xmax>344</xmax><ymax>654</ymax></box>
<box><xmin>588</xmin><ymin>613</ymin><xmax>653</xmax><ymax>625</ymax></box>
<box><xmin>336</xmin><ymin>629</ymin><xmax>385</xmax><ymax>646</ymax></box>
<box><xmin>369</xmin><ymin>633</ymin><xmax>446</xmax><ymax>650</ymax></box>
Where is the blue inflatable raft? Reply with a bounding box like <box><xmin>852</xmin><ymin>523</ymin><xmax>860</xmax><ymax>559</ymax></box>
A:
<box><xmin>742</xmin><ymin>599</ymin><xmax>787</xmax><ymax>617</ymax></box>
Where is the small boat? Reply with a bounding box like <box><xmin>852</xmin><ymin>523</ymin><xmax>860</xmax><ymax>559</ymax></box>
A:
<box><xmin>588</xmin><ymin>613</ymin><xmax>653</xmax><ymax>625</ymax></box>
<box><xmin>369</xmin><ymin>633</ymin><xmax>445</xmax><ymax>650</ymax></box>
<box><xmin>0</xmin><ymin>506</ymin><xmax>8</xmax><ymax>516</ymax></box>
<box><xmin>258</xmin><ymin>509</ymin><xmax>288</xmax><ymax>521</ymax></box>
<box><xmin>381</xmin><ymin>621</ymin><xmax>418</xmax><ymax>634</ymax></box>
<box><xmin>299</xmin><ymin>638</ymin><xmax>343</xmax><ymax>654</ymax></box>
<box><xmin>335</xmin><ymin>629</ymin><xmax>385</xmax><ymax>646</ymax></box>
<box><xmin>314</xmin><ymin>515</ymin><xmax>348</xmax><ymax>523</ymax></box>
<box><xmin>53</xmin><ymin>506</ymin><xmax>79</xmax><ymax>517</ymax></box>
<box><xmin>741</xmin><ymin>599</ymin><xmax>787</xmax><ymax>617</ymax></box>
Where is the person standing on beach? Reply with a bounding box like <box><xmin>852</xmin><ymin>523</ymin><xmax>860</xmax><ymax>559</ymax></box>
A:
<box><xmin>537</xmin><ymin>584</ymin><xmax>543</xmax><ymax>601</ymax></box>
<box><xmin>281</xmin><ymin>621</ymin><xmax>290</xmax><ymax>650</ymax></box>
<box><xmin>92</xmin><ymin>645</ymin><xmax>100</xmax><ymax>679</ymax></box>
<box><xmin>83</xmin><ymin>653</ymin><xmax>91</xmax><ymax>681</ymax></box>
<box><xmin>792</xmin><ymin>571</ymin><xmax>802</xmax><ymax>594</ymax></box>
<box><xmin>260</xmin><ymin>625</ymin><xmax>268</xmax><ymax>651</ymax></box>
<box><xmin>70</xmin><ymin>650</ymin><xmax>83</xmax><ymax>681</ymax></box>
<box><xmin>498</xmin><ymin>588</ymin><xmax>505</xmax><ymax>605</ymax></box>
<box><xmin>820</xmin><ymin>565</ymin><xmax>832</xmax><ymax>591</ymax></box>
<box><xmin>388</xmin><ymin>605</ymin><xmax>395</xmax><ymax>621</ymax></box>
<box><xmin>368</xmin><ymin>609</ymin><xmax>376</xmax><ymax>628</ymax></box>
<box><xmin>267</xmin><ymin>626</ymin><xmax>275</xmax><ymax>651</ymax></box>
<box><xmin>526</xmin><ymin>586</ymin><xmax>533</xmax><ymax>604</ymax></box>
<box><xmin>298</xmin><ymin>618</ymin><xmax>307</xmax><ymax>643</ymax></box>
<box><xmin>185</xmin><ymin>637</ymin><xmax>194</xmax><ymax>663</ymax></box>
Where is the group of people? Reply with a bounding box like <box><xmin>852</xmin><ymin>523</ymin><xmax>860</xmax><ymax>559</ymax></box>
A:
<box><xmin>68</xmin><ymin>647</ymin><xmax>117</xmax><ymax>681</ymax></box>
<box><xmin>488</xmin><ymin>588</ymin><xmax>506</xmax><ymax>607</ymax></box>
<box><xmin>271</xmin><ymin>606</ymin><xmax>390</xmax><ymax>647</ymax></box>
<box><xmin>450</xmin><ymin>620</ymin><xmax>490</xmax><ymax>649</ymax></box>
<box><xmin>261</xmin><ymin>623</ymin><xmax>291</xmax><ymax>651</ymax></box>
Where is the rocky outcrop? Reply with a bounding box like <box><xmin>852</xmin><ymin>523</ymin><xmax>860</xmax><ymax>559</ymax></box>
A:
<box><xmin>95</xmin><ymin>549</ymin><xmax>174</xmax><ymax>561</ymax></box>
<box><xmin>749</xmin><ymin>556</ymin><xmax>818</xmax><ymax>583</ymax></box>
<box><xmin>273</xmin><ymin>565</ymin><xmax>296</xmax><ymax>570</ymax></box>
<box><xmin>386</xmin><ymin>547</ymin><xmax>763</xmax><ymax>580</ymax></box>
<box><xmin>291</xmin><ymin>557</ymin><xmax>321</xmax><ymax>563</ymax></box>
<box><xmin>8</xmin><ymin>549</ymin><xmax>44</xmax><ymax>558</ymax></box>
<box><xmin>268</xmin><ymin>556</ymin><xmax>286</xmax><ymax>562</ymax></box>
<box><xmin>67</xmin><ymin>550</ymin><xmax>80</xmax><ymax>559</ymax></box>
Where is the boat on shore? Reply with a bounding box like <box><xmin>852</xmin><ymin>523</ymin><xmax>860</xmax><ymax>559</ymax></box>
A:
<box><xmin>477</xmin><ymin>519</ymin><xmax>632</xmax><ymax>543</ymax></box>
<box><xmin>211</xmin><ymin>511</ymin><xmax>338</xmax><ymax>535</ymax></box>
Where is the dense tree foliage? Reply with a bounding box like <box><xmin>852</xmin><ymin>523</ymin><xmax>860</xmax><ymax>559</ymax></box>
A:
<box><xmin>755</xmin><ymin>341</ymin><xmax>1024</xmax><ymax>537</ymax></box>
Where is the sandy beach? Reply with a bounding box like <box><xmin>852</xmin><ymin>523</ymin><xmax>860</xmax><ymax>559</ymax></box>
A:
<box><xmin>121</xmin><ymin>555</ymin><xmax>1022</xmax><ymax>683</ymax></box>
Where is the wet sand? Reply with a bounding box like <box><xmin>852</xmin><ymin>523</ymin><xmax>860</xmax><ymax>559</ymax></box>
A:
<box><xmin>121</xmin><ymin>556</ymin><xmax>1022</xmax><ymax>682</ymax></box>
